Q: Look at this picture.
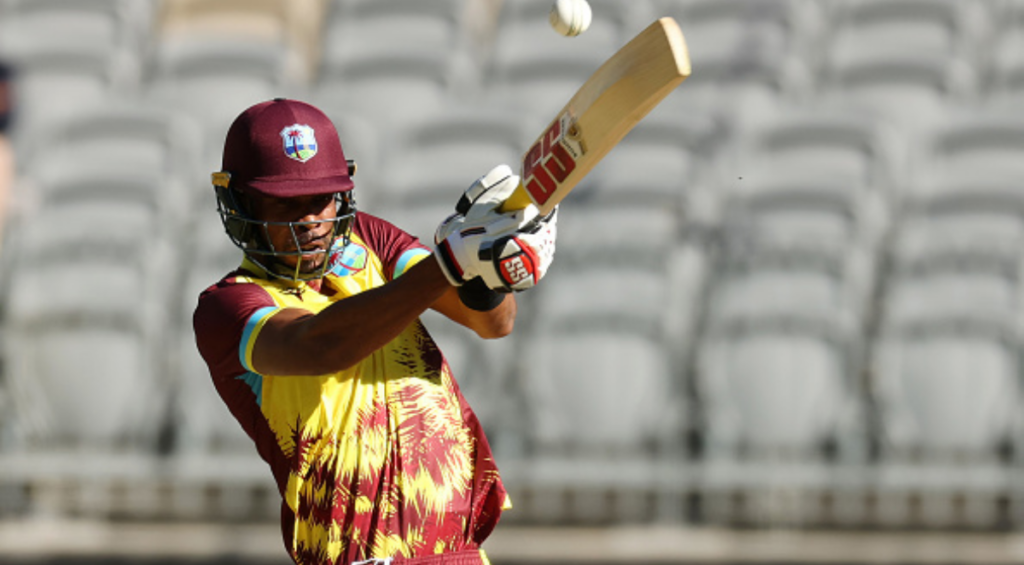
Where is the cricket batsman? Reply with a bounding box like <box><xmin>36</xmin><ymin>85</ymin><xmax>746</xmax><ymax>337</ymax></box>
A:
<box><xmin>193</xmin><ymin>99</ymin><xmax>557</xmax><ymax>565</ymax></box>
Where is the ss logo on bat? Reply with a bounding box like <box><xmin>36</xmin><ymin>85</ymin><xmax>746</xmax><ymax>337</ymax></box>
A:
<box><xmin>523</xmin><ymin>111</ymin><xmax>586</xmax><ymax>206</ymax></box>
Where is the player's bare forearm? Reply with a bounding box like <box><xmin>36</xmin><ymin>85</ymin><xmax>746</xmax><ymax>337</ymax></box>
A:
<box><xmin>432</xmin><ymin>285</ymin><xmax>516</xmax><ymax>340</ymax></box>
<box><xmin>251</xmin><ymin>258</ymin><xmax>454</xmax><ymax>376</ymax></box>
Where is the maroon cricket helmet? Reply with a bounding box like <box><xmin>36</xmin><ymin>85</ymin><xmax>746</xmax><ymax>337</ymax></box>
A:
<box><xmin>221</xmin><ymin>98</ymin><xmax>354</xmax><ymax>197</ymax></box>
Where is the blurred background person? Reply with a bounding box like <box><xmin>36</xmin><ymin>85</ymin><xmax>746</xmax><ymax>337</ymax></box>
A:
<box><xmin>0</xmin><ymin>59</ymin><xmax>12</xmax><ymax>243</ymax></box>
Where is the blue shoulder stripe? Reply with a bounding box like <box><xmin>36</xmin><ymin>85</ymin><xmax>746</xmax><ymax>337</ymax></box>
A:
<box><xmin>394</xmin><ymin>248</ymin><xmax>431</xmax><ymax>279</ymax></box>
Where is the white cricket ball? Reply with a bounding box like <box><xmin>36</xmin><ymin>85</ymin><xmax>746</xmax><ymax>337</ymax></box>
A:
<box><xmin>549</xmin><ymin>0</ymin><xmax>592</xmax><ymax>37</ymax></box>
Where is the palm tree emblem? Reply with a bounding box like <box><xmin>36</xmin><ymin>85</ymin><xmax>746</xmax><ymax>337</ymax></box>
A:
<box><xmin>280</xmin><ymin>124</ymin><xmax>318</xmax><ymax>163</ymax></box>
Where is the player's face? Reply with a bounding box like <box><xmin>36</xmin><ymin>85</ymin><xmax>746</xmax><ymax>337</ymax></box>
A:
<box><xmin>250</xmin><ymin>193</ymin><xmax>338</xmax><ymax>274</ymax></box>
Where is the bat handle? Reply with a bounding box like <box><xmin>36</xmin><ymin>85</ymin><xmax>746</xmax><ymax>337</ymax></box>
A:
<box><xmin>499</xmin><ymin>182</ymin><xmax>533</xmax><ymax>213</ymax></box>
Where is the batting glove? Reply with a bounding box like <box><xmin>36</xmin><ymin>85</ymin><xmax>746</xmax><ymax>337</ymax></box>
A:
<box><xmin>482</xmin><ymin>206</ymin><xmax>558</xmax><ymax>292</ymax></box>
<box><xmin>434</xmin><ymin>165</ymin><xmax>523</xmax><ymax>286</ymax></box>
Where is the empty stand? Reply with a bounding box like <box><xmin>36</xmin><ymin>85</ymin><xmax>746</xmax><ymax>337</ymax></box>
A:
<box><xmin>323</xmin><ymin>0</ymin><xmax>468</xmax><ymax>64</ymax></box>
<box><xmin>1</xmin><ymin>0</ymin><xmax>1023</xmax><ymax>529</ymax></box>
<box><xmin>157</xmin><ymin>0</ymin><xmax>324</xmax><ymax>81</ymax></box>
<box><xmin>869</xmin><ymin>318</ymin><xmax>1020</xmax><ymax>527</ymax></box>
<box><xmin>312</xmin><ymin>51</ymin><xmax>462</xmax><ymax>130</ymax></box>
<box><xmin>377</xmin><ymin>106</ymin><xmax>526</xmax><ymax>208</ymax></box>
<box><xmin>695</xmin><ymin>316</ymin><xmax>868</xmax><ymax>526</ymax></box>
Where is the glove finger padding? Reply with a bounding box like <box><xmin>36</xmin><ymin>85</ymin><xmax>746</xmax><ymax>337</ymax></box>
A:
<box><xmin>479</xmin><ymin>206</ymin><xmax>558</xmax><ymax>292</ymax></box>
<box><xmin>434</xmin><ymin>192</ymin><xmax>530</xmax><ymax>287</ymax></box>
<box><xmin>458</xmin><ymin>164</ymin><xmax>519</xmax><ymax>217</ymax></box>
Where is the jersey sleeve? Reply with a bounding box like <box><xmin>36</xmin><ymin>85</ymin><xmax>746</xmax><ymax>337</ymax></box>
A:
<box><xmin>353</xmin><ymin>211</ymin><xmax>432</xmax><ymax>281</ymax></box>
<box><xmin>193</xmin><ymin>275</ymin><xmax>281</xmax><ymax>382</ymax></box>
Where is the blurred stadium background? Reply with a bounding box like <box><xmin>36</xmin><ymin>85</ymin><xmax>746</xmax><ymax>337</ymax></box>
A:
<box><xmin>2</xmin><ymin>0</ymin><xmax>1024</xmax><ymax>563</ymax></box>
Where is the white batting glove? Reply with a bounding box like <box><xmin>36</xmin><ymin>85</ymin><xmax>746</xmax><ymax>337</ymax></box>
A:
<box><xmin>482</xmin><ymin>206</ymin><xmax>558</xmax><ymax>292</ymax></box>
<box><xmin>434</xmin><ymin>165</ymin><xmax>522</xmax><ymax>286</ymax></box>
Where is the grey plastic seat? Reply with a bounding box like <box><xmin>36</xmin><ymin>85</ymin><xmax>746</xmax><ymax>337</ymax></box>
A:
<box><xmin>378</xmin><ymin>106</ymin><xmax>526</xmax><ymax>208</ymax></box>
<box><xmin>651</xmin><ymin>0</ymin><xmax>819</xmax><ymax>67</ymax></box>
<box><xmin>145</xmin><ymin>40</ymin><xmax>288</xmax><ymax>150</ymax></box>
<box><xmin>486</xmin><ymin>49</ymin><xmax>612</xmax><ymax>132</ymax></box>
<box><xmin>4</xmin><ymin>44</ymin><xmax>137</xmax><ymax>143</ymax></box>
<box><xmin>913</xmin><ymin>110</ymin><xmax>1024</xmax><ymax>185</ymax></box>
<box><xmin>22</xmin><ymin>103</ymin><xmax>204</xmax><ymax>217</ymax></box>
<box><xmin>3</xmin><ymin>202</ymin><xmax>172</xmax><ymax>452</ymax></box>
<box><xmin>890</xmin><ymin>181</ymin><xmax>1024</xmax><ymax>275</ymax></box>
<box><xmin>157</xmin><ymin>0</ymin><xmax>320</xmax><ymax>81</ymax></box>
<box><xmin>694</xmin><ymin>316</ymin><xmax>867</xmax><ymax>525</ymax></box>
<box><xmin>710</xmin><ymin>265</ymin><xmax>849</xmax><ymax>327</ymax></box>
<box><xmin>825</xmin><ymin>0</ymin><xmax>986</xmax><ymax>62</ymax></box>
<box><xmin>722</xmin><ymin>173</ymin><xmax>889</xmax><ymax>261</ymax></box>
<box><xmin>873</xmin><ymin>320</ymin><xmax>1019</xmax><ymax>455</ymax></box>
<box><xmin>0</xmin><ymin>0</ymin><xmax>153</xmax><ymax>55</ymax></box>
<box><xmin>312</xmin><ymin>51</ymin><xmax>460</xmax><ymax>130</ymax></box>
<box><xmin>581</xmin><ymin>108</ymin><xmax>724</xmax><ymax>213</ymax></box>
<box><xmin>727</xmin><ymin>107</ymin><xmax>903</xmax><ymax>191</ymax></box>
<box><xmin>882</xmin><ymin>267</ymin><xmax>1019</xmax><ymax>331</ymax></box>
<box><xmin>531</xmin><ymin>244</ymin><xmax>701</xmax><ymax>352</ymax></box>
<box><xmin>648</xmin><ymin>0</ymin><xmax>819</xmax><ymax>118</ymax></box>
<box><xmin>869</xmin><ymin>319</ymin><xmax>1020</xmax><ymax>527</ymax></box>
<box><xmin>815</xmin><ymin>52</ymin><xmax>974</xmax><ymax>136</ymax></box>
<box><xmin>520</xmin><ymin>320</ymin><xmax>683</xmax><ymax>458</ymax></box>
<box><xmin>698</xmin><ymin>318</ymin><xmax>857</xmax><ymax>456</ymax></box>
<box><xmin>323</xmin><ymin>0</ymin><xmax>468</xmax><ymax>64</ymax></box>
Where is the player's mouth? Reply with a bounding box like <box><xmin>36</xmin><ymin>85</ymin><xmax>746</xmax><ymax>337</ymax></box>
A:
<box><xmin>296</xmin><ymin>231</ymin><xmax>331</xmax><ymax>252</ymax></box>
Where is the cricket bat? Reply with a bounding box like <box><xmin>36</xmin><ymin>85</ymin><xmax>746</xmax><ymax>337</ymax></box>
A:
<box><xmin>499</xmin><ymin>17</ymin><xmax>691</xmax><ymax>214</ymax></box>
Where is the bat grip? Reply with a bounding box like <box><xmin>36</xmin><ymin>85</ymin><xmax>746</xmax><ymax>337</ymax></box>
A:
<box><xmin>499</xmin><ymin>183</ymin><xmax>533</xmax><ymax>213</ymax></box>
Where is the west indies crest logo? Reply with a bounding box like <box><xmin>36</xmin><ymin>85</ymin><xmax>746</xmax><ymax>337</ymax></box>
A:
<box><xmin>329</xmin><ymin>242</ymin><xmax>368</xmax><ymax>277</ymax></box>
<box><xmin>280</xmin><ymin>124</ymin><xmax>318</xmax><ymax>163</ymax></box>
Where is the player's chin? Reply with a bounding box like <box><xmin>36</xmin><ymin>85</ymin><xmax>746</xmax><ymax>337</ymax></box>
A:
<box><xmin>296</xmin><ymin>250</ymin><xmax>329</xmax><ymax>274</ymax></box>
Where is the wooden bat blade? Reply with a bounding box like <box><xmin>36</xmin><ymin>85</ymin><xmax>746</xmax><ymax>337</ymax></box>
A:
<box><xmin>501</xmin><ymin>17</ymin><xmax>691</xmax><ymax>214</ymax></box>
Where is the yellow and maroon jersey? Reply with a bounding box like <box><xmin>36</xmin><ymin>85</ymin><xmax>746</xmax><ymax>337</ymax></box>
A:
<box><xmin>193</xmin><ymin>212</ymin><xmax>509</xmax><ymax>565</ymax></box>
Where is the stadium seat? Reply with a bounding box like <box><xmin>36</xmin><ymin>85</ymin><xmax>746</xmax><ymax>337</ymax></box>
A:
<box><xmin>2</xmin><ymin>197</ymin><xmax>173</xmax><ymax>454</ymax></box>
<box><xmin>814</xmin><ymin>52</ymin><xmax>975</xmax><ymax>136</ymax></box>
<box><xmin>312</xmin><ymin>51</ymin><xmax>461</xmax><ymax>131</ymax></box>
<box><xmin>520</xmin><ymin>320</ymin><xmax>684</xmax><ymax>458</ymax></box>
<box><xmin>377</xmin><ymin>106</ymin><xmax>526</xmax><ymax>208</ymax></box>
<box><xmin>648</xmin><ymin>0</ymin><xmax>820</xmax><ymax>119</ymax></box>
<box><xmin>712</xmin><ymin>178</ymin><xmax>883</xmax><ymax>331</ymax></box>
<box><xmin>721</xmin><ymin>173</ymin><xmax>889</xmax><ymax>259</ymax></box>
<box><xmin>725</xmin><ymin>107</ymin><xmax>904</xmax><ymax>199</ymax></box>
<box><xmin>0</xmin><ymin>0</ymin><xmax>153</xmax><ymax>56</ymax></box>
<box><xmin>581</xmin><ymin>106</ymin><xmax>725</xmax><ymax>215</ymax></box>
<box><xmin>323</xmin><ymin>0</ymin><xmax>468</xmax><ymax>65</ymax></box>
<box><xmin>869</xmin><ymin>318</ymin><xmax>1021</xmax><ymax>527</ymax></box>
<box><xmin>890</xmin><ymin>179</ymin><xmax>1024</xmax><ymax>271</ymax></box>
<box><xmin>145</xmin><ymin>40</ymin><xmax>289</xmax><ymax>160</ymax></box>
<box><xmin>697</xmin><ymin>317</ymin><xmax>860</xmax><ymax>456</ymax></box>
<box><xmin>530</xmin><ymin>244</ymin><xmax>701</xmax><ymax>361</ymax></box>
<box><xmin>883</xmin><ymin>265</ymin><xmax>1019</xmax><ymax>331</ymax></box>
<box><xmin>157</xmin><ymin>0</ymin><xmax>323</xmax><ymax>81</ymax></box>
<box><xmin>485</xmin><ymin>49</ymin><xmax>612</xmax><ymax>133</ymax></box>
<box><xmin>20</xmin><ymin>102</ymin><xmax>205</xmax><ymax>214</ymax></box>
<box><xmin>694</xmin><ymin>315</ymin><xmax>868</xmax><ymax>525</ymax></box>
<box><xmin>708</xmin><ymin>260</ymin><xmax>856</xmax><ymax>327</ymax></box>
<box><xmin>3</xmin><ymin>44</ymin><xmax>139</xmax><ymax>145</ymax></box>
<box><xmin>913</xmin><ymin>109</ymin><xmax>1024</xmax><ymax>184</ymax></box>
<box><xmin>825</xmin><ymin>0</ymin><xmax>987</xmax><ymax>63</ymax></box>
